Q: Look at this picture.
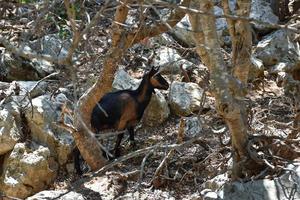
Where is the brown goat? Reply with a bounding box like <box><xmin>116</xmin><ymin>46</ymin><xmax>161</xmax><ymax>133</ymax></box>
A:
<box><xmin>91</xmin><ymin>66</ymin><xmax>169</xmax><ymax>156</ymax></box>
<box><xmin>75</xmin><ymin>67</ymin><xmax>169</xmax><ymax>174</ymax></box>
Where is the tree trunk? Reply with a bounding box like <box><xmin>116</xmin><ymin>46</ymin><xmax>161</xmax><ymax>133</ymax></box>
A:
<box><xmin>188</xmin><ymin>2</ymin><xmax>211</xmax><ymax>69</ymax></box>
<box><xmin>74</xmin><ymin>2</ymin><xmax>130</xmax><ymax>170</ymax></box>
<box><xmin>223</xmin><ymin>0</ymin><xmax>252</xmax><ymax>85</ymax></box>
<box><xmin>190</xmin><ymin>0</ymin><xmax>251</xmax><ymax>179</ymax></box>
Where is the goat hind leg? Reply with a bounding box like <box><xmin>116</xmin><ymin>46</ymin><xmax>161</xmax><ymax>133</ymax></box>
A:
<box><xmin>114</xmin><ymin>133</ymin><xmax>124</xmax><ymax>157</ymax></box>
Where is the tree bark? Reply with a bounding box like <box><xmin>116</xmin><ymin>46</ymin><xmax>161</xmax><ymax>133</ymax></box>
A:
<box><xmin>190</xmin><ymin>0</ymin><xmax>250</xmax><ymax>178</ymax></box>
<box><xmin>223</xmin><ymin>0</ymin><xmax>252</xmax><ymax>85</ymax></box>
<box><xmin>188</xmin><ymin>2</ymin><xmax>211</xmax><ymax>69</ymax></box>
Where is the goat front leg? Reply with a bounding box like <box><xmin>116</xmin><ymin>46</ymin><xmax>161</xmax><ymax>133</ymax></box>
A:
<box><xmin>128</xmin><ymin>127</ymin><xmax>136</xmax><ymax>148</ymax></box>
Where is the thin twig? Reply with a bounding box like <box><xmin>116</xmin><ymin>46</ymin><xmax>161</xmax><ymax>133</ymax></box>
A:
<box><xmin>151</xmin><ymin>148</ymin><xmax>175</xmax><ymax>187</ymax></box>
<box><xmin>138</xmin><ymin>149</ymin><xmax>154</xmax><ymax>189</ymax></box>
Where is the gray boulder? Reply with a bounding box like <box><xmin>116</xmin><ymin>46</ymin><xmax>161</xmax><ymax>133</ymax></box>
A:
<box><xmin>169</xmin><ymin>81</ymin><xmax>204</xmax><ymax>116</ymax></box>
<box><xmin>250</xmin><ymin>0</ymin><xmax>279</xmax><ymax>32</ymax></box>
<box><xmin>142</xmin><ymin>91</ymin><xmax>170</xmax><ymax>126</ymax></box>
<box><xmin>152</xmin><ymin>46</ymin><xmax>195</xmax><ymax>74</ymax></box>
<box><xmin>171</xmin><ymin>15</ymin><xmax>196</xmax><ymax>47</ymax></box>
<box><xmin>83</xmin><ymin>171</ymin><xmax>128</xmax><ymax>200</ymax></box>
<box><xmin>249</xmin><ymin>56</ymin><xmax>264</xmax><ymax>79</ymax></box>
<box><xmin>112</xmin><ymin>69</ymin><xmax>140</xmax><ymax>91</ymax></box>
<box><xmin>205</xmin><ymin>173</ymin><xmax>229</xmax><ymax>191</ymax></box>
<box><xmin>221</xmin><ymin>165</ymin><xmax>300</xmax><ymax>200</ymax></box>
<box><xmin>214</xmin><ymin>6</ymin><xmax>229</xmax><ymax>46</ymax></box>
<box><xmin>113</xmin><ymin>69</ymin><xmax>170</xmax><ymax>126</ymax></box>
<box><xmin>0</xmin><ymin>142</ymin><xmax>58</xmax><ymax>199</ymax></box>
<box><xmin>29</xmin><ymin>34</ymin><xmax>70</xmax><ymax>59</ymax></box>
<box><xmin>0</xmin><ymin>80</ymin><xmax>48</xmax><ymax>109</ymax></box>
<box><xmin>0</xmin><ymin>45</ymin><xmax>55</xmax><ymax>81</ymax></box>
<box><xmin>171</xmin><ymin>7</ymin><xmax>230</xmax><ymax>47</ymax></box>
<box><xmin>203</xmin><ymin>191</ymin><xmax>219</xmax><ymax>200</ymax></box>
<box><xmin>270</xmin><ymin>62</ymin><xmax>295</xmax><ymax>75</ymax></box>
<box><xmin>254</xmin><ymin>30</ymin><xmax>299</xmax><ymax>67</ymax></box>
<box><xmin>150</xmin><ymin>33</ymin><xmax>175</xmax><ymax>47</ymax></box>
<box><xmin>16</xmin><ymin>81</ymin><xmax>48</xmax><ymax>98</ymax></box>
<box><xmin>0</xmin><ymin>51</ymin><xmax>40</xmax><ymax>81</ymax></box>
<box><xmin>25</xmin><ymin>94</ymin><xmax>74</xmax><ymax>165</ymax></box>
<box><xmin>27</xmin><ymin>171</ymin><xmax>130</xmax><ymax>200</ymax></box>
<box><xmin>0</xmin><ymin>102</ymin><xmax>22</xmax><ymax>155</ymax></box>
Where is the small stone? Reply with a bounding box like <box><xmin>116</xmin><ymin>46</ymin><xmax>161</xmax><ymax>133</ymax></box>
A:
<box><xmin>27</xmin><ymin>190</ymin><xmax>85</xmax><ymax>200</ymax></box>
<box><xmin>204</xmin><ymin>191</ymin><xmax>218</xmax><ymax>200</ymax></box>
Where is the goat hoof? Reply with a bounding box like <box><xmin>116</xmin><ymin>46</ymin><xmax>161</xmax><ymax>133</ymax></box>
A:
<box><xmin>129</xmin><ymin>140</ymin><xmax>136</xmax><ymax>148</ymax></box>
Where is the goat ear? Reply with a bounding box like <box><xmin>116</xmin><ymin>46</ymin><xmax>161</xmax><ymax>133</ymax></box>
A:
<box><xmin>149</xmin><ymin>66</ymin><xmax>159</xmax><ymax>76</ymax></box>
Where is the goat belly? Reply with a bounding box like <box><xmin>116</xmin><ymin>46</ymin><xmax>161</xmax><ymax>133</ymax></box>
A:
<box><xmin>91</xmin><ymin>91</ymin><xmax>136</xmax><ymax>131</ymax></box>
<box><xmin>91</xmin><ymin>93</ymin><xmax>123</xmax><ymax>130</ymax></box>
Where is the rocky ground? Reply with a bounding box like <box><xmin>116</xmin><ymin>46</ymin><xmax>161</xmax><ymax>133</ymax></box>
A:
<box><xmin>0</xmin><ymin>0</ymin><xmax>299</xmax><ymax>199</ymax></box>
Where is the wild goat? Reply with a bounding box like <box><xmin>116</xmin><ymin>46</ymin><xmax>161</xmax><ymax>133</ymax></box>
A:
<box><xmin>75</xmin><ymin>67</ymin><xmax>169</xmax><ymax>174</ymax></box>
<box><xmin>91</xmin><ymin>66</ymin><xmax>169</xmax><ymax>157</ymax></box>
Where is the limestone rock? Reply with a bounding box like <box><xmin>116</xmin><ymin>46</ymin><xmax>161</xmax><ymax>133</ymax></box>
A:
<box><xmin>221</xmin><ymin>165</ymin><xmax>300</xmax><ymax>200</ymax></box>
<box><xmin>0</xmin><ymin>142</ymin><xmax>58</xmax><ymax>199</ymax></box>
<box><xmin>25</xmin><ymin>94</ymin><xmax>74</xmax><ymax>165</ymax></box>
<box><xmin>29</xmin><ymin>34</ymin><xmax>70</xmax><ymax>59</ymax></box>
<box><xmin>204</xmin><ymin>192</ymin><xmax>219</xmax><ymax>200</ymax></box>
<box><xmin>83</xmin><ymin>171</ymin><xmax>127</xmax><ymax>200</ymax></box>
<box><xmin>171</xmin><ymin>7</ymin><xmax>230</xmax><ymax>47</ymax></box>
<box><xmin>0</xmin><ymin>44</ymin><xmax>56</xmax><ymax>81</ymax></box>
<box><xmin>250</xmin><ymin>0</ymin><xmax>279</xmax><ymax>32</ymax></box>
<box><xmin>205</xmin><ymin>173</ymin><xmax>229</xmax><ymax>191</ymax></box>
<box><xmin>249</xmin><ymin>56</ymin><xmax>264</xmax><ymax>80</ymax></box>
<box><xmin>254</xmin><ymin>30</ymin><xmax>299</xmax><ymax>67</ymax></box>
<box><xmin>0</xmin><ymin>102</ymin><xmax>22</xmax><ymax>155</ymax></box>
<box><xmin>169</xmin><ymin>81</ymin><xmax>204</xmax><ymax>116</ymax></box>
<box><xmin>171</xmin><ymin>15</ymin><xmax>195</xmax><ymax>47</ymax></box>
<box><xmin>182</xmin><ymin>64</ymin><xmax>210</xmax><ymax>89</ymax></box>
<box><xmin>112</xmin><ymin>69</ymin><xmax>140</xmax><ymax>91</ymax></box>
<box><xmin>182</xmin><ymin>116</ymin><xmax>203</xmax><ymax>138</ymax></box>
<box><xmin>214</xmin><ymin>6</ymin><xmax>227</xmax><ymax>32</ymax></box>
<box><xmin>16</xmin><ymin>81</ymin><xmax>48</xmax><ymax>98</ymax></box>
<box><xmin>142</xmin><ymin>91</ymin><xmax>170</xmax><ymax>126</ymax></box>
<box><xmin>0</xmin><ymin>51</ymin><xmax>40</xmax><ymax>81</ymax></box>
<box><xmin>27</xmin><ymin>171</ymin><xmax>130</xmax><ymax>200</ymax></box>
<box><xmin>152</xmin><ymin>46</ymin><xmax>195</xmax><ymax>74</ymax></box>
<box><xmin>270</xmin><ymin>62</ymin><xmax>294</xmax><ymax>75</ymax></box>
<box><xmin>27</xmin><ymin>190</ymin><xmax>85</xmax><ymax>200</ymax></box>
<box><xmin>151</xmin><ymin>33</ymin><xmax>175</xmax><ymax>47</ymax></box>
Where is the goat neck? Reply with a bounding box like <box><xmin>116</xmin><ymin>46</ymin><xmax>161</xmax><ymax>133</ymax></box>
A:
<box><xmin>135</xmin><ymin>74</ymin><xmax>154</xmax><ymax>104</ymax></box>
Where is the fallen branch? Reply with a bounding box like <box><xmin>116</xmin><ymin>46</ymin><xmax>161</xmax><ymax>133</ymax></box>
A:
<box><xmin>151</xmin><ymin>149</ymin><xmax>176</xmax><ymax>188</ymax></box>
<box><xmin>138</xmin><ymin>149</ymin><xmax>154</xmax><ymax>189</ymax></box>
